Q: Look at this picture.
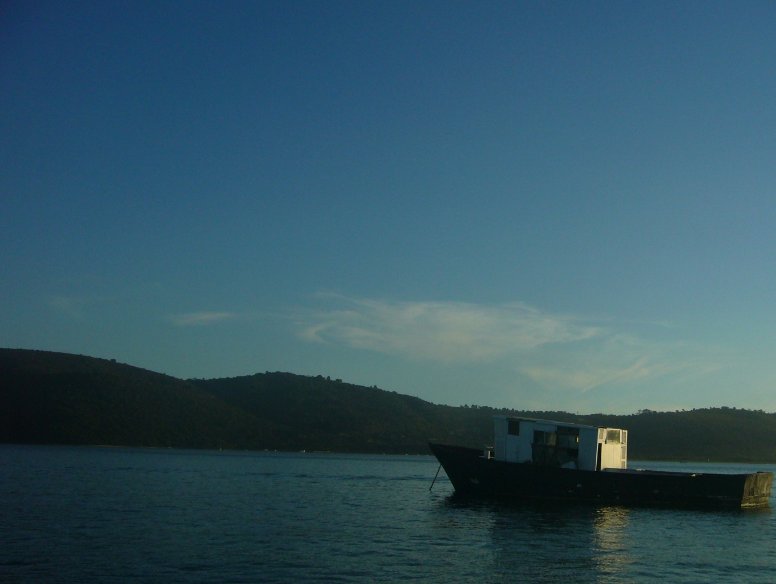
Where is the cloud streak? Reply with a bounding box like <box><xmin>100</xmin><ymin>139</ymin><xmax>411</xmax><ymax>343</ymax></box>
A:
<box><xmin>297</xmin><ymin>295</ymin><xmax>600</xmax><ymax>362</ymax></box>
<box><xmin>48</xmin><ymin>296</ymin><xmax>89</xmax><ymax>319</ymax></box>
<box><xmin>169</xmin><ymin>311</ymin><xmax>236</xmax><ymax>326</ymax></box>
<box><xmin>295</xmin><ymin>294</ymin><xmax>722</xmax><ymax>395</ymax></box>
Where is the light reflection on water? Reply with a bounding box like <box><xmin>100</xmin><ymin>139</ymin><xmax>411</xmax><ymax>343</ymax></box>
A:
<box><xmin>592</xmin><ymin>506</ymin><xmax>633</xmax><ymax>580</ymax></box>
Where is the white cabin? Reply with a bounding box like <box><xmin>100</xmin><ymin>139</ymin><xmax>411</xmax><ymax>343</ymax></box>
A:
<box><xmin>492</xmin><ymin>416</ymin><xmax>628</xmax><ymax>471</ymax></box>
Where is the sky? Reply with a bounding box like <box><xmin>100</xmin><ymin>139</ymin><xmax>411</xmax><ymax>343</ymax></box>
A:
<box><xmin>3</xmin><ymin>1</ymin><xmax>776</xmax><ymax>414</ymax></box>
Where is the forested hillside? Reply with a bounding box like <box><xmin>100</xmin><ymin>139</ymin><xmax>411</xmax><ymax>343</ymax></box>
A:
<box><xmin>3</xmin><ymin>349</ymin><xmax>776</xmax><ymax>461</ymax></box>
<box><xmin>0</xmin><ymin>349</ymin><xmax>268</xmax><ymax>449</ymax></box>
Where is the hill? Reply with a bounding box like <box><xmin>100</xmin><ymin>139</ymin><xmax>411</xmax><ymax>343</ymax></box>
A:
<box><xmin>3</xmin><ymin>348</ymin><xmax>776</xmax><ymax>461</ymax></box>
<box><xmin>190</xmin><ymin>373</ymin><xmax>494</xmax><ymax>453</ymax></box>
<box><xmin>0</xmin><ymin>349</ymin><xmax>268</xmax><ymax>449</ymax></box>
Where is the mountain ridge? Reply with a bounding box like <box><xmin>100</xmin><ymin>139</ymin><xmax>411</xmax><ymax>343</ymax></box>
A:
<box><xmin>3</xmin><ymin>348</ymin><xmax>776</xmax><ymax>461</ymax></box>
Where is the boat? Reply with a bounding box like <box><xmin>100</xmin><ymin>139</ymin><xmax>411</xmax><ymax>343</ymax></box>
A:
<box><xmin>429</xmin><ymin>415</ymin><xmax>773</xmax><ymax>509</ymax></box>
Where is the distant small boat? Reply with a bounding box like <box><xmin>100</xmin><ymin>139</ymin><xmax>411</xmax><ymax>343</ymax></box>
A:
<box><xmin>429</xmin><ymin>416</ymin><xmax>773</xmax><ymax>509</ymax></box>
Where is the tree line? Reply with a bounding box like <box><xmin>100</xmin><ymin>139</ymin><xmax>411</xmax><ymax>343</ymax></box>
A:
<box><xmin>2</xmin><ymin>349</ymin><xmax>776</xmax><ymax>461</ymax></box>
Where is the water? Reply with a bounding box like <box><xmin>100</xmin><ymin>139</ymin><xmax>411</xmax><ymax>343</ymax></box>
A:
<box><xmin>2</xmin><ymin>445</ymin><xmax>776</xmax><ymax>583</ymax></box>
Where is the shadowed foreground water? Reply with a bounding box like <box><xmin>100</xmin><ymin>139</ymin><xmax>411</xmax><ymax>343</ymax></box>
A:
<box><xmin>2</xmin><ymin>445</ymin><xmax>775</xmax><ymax>582</ymax></box>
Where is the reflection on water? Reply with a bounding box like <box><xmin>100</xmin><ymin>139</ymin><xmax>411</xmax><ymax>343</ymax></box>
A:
<box><xmin>592</xmin><ymin>506</ymin><xmax>632</xmax><ymax>579</ymax></box>
<box><xmin>433</xmin><ymin>492</ymin><xmax>776</xmax><ymax>584</ymax></box>
<box><xmin>437</xmin><ymin>497</ymin><xmax>636</xmax><ymax>583</ymax></box>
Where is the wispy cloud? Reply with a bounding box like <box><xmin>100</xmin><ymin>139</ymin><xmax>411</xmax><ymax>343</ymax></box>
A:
<box><xmin>297</xmin><ymin>294</ymin><xmax>600</xmax><ymax>362</ymax></box>
<box><xmin>295</xmin><ymin>294</ymin><xmax>723</xmax><ymax>395</ymax></box>
<box><xmin>169</xmin><ymin>311</ymin><xmax>236</xmax><ymax>326</ymax></box>
<box><xmin>523</xmin><ymin>343</ymin><xmax>725</xmax><ymax>393</ymax></box>
<box><xmin>48</xmin><ymin>295</ymin><xmax>89</xmax><ymax>319</ymax></box>
<box><xmin>523</xmin><ymin>353</ymin><xmax>664</xmax><ymax>393</ymax></box>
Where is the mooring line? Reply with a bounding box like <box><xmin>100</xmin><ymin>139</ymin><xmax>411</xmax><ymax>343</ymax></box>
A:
<box><xmin>429</xmin><ymin>463</ymin><xmax>442</xmax><ymax>491</ymax></box>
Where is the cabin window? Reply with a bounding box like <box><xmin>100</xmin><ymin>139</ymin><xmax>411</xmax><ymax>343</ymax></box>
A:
<box><xmin>533</xmin><ymin>430</ymin><xmax>556</xmax><ymax>446</ymax></box>
<box><xmin>531</xmin><ymin>430</ymin><xmax>580</xmax><ymax>467</ymax></box>
<box><xmin>556</xmin><ymin>426</ymin><xmax>580</xmax><ymax>449</ymax></box>
<box><xmin>508</xmin><ymin>420</ymin><xmax>520</xmax><ymax>435</ymax></box>
<box><xmin>606</xmin><ymin>429</ymin><xmax>621</xmax><ymax>444</ymax></box>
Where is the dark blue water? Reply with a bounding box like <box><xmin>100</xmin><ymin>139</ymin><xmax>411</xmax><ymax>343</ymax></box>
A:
<box><xmin>2</xmin><ymin>445</ymin><xmax>775</xmax><ymax>583</ymax></box>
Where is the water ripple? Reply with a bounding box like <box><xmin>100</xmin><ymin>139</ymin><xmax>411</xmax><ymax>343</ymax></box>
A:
<box><xmin>2</xmin><ymin>445</ymin><xmax>775</xmax><ymax>583</ymax></box>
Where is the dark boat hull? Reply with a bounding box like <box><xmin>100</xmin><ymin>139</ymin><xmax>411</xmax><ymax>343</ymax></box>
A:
<box><xmin>429</xmin><ymin>442</ymin><xmax>773</xmax><ymax>510</ymax></box>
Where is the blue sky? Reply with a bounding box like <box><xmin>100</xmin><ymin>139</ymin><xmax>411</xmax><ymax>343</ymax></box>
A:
<box><xmin>3</xmin><ymin>1</ymin><xmax>776</xmax><ymax>413</ymax></box>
